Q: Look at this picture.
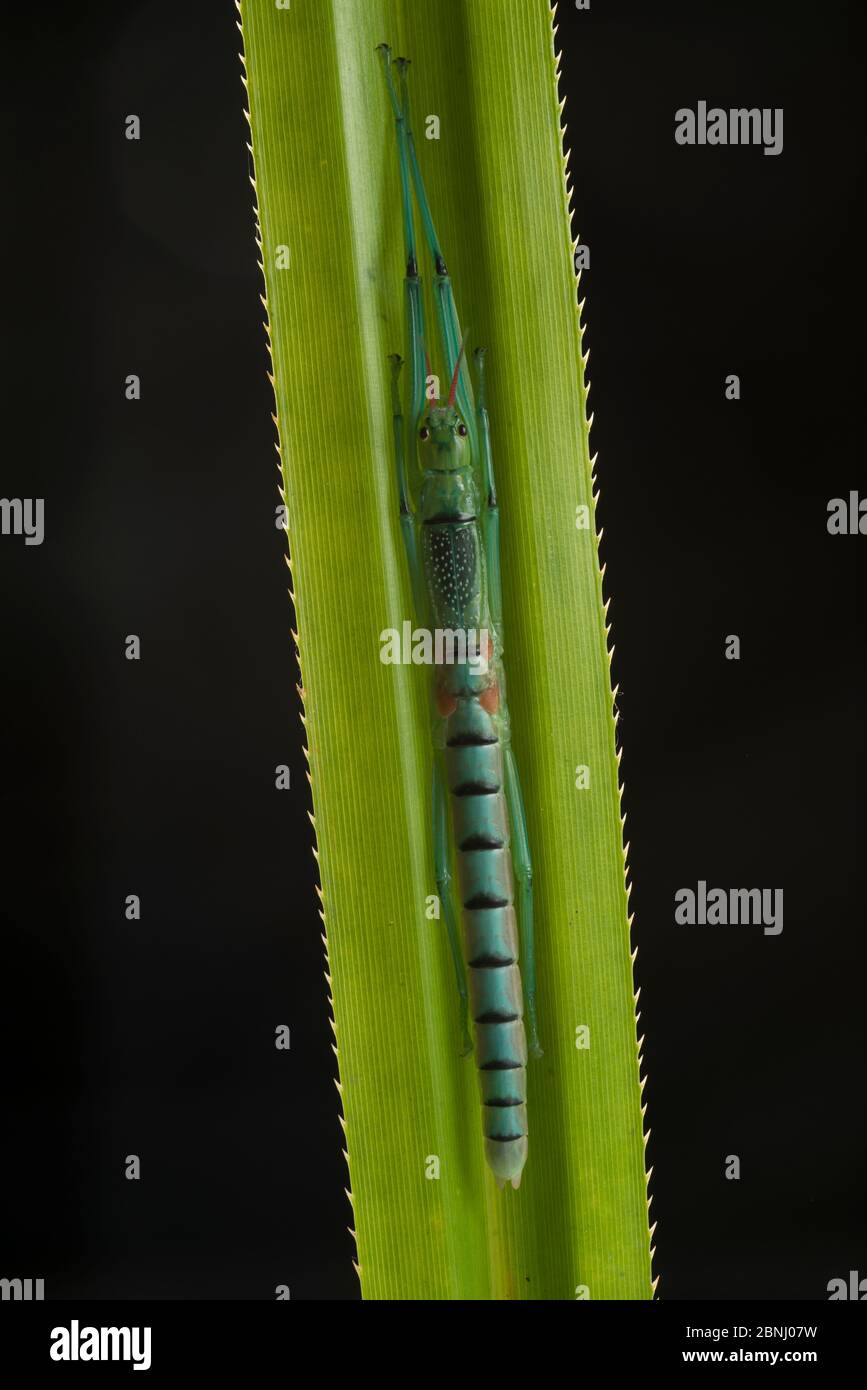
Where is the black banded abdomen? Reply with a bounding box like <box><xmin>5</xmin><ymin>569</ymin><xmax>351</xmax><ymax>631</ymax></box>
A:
<box><xmin>445</xmin><ymin>696</ymin><xmax>528</xmax><ymax>1186</ymax></box>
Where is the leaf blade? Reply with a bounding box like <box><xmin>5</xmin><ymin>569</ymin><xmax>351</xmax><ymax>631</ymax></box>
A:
<box><xmin>240</xmin><ymin>0</ymin><xmax>653</xmax><ymax>1300</ymax></box>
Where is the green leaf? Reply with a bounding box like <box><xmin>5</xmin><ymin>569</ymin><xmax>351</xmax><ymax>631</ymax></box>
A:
<box><xmin>239</xmin><ymin>0</ymin><xmax>653</xmax><ymax>1300</ymax></box>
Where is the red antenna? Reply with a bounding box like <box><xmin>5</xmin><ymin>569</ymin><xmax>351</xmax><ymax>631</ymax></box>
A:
<box><xmin>447</xmin><ymin>339</ymin><xmax>465</xmax><ymax>408</ymax></box>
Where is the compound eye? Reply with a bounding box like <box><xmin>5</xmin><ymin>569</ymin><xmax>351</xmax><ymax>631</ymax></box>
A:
<box><xmin>457</xmin><ymin>422</ymin><xmax>468</xmax><ymax>437</ymax></box>
<box><xmin>419</xmin><ymin>425</ymin><xmax>430</xmax><ymax>441</ymax></box>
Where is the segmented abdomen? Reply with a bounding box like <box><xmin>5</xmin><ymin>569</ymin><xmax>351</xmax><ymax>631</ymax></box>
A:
<box><xmin>445</xmin><ymin>696</ymin><xmax>528</xmax><ymax>1187</ymax></box>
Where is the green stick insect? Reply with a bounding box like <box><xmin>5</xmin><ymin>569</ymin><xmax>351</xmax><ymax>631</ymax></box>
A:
<box><xmin>378</xmin><ymin>46</ymin><xmax>542</xmax><ymax>1190</ymax></box>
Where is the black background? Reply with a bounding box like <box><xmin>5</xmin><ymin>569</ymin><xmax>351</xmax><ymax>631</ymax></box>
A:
<box><xmin>1</xmin><ymin>0</ymin><xmax>863</xmax><ymax>1301</ymax></box>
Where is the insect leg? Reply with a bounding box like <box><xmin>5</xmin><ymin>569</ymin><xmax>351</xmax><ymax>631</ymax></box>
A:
<box><xmin>378</xmin><ymin>44</ymin><xmax>426</xmax><ymax>425</ymax></box>
<box><xmin>473</xmin><ymin>347</ymin><xmax>503</xmax><ymax>640</ymax></box>
<box><xmin>504</xmin><ymin>748</ymin><xmax>542</xmax><ymax>1058</ymax></box>
<box><xmin>394</xmin><ymin>57</ymin><xmax>475</xmax><ymax>439</ymax></box>
<box><xmin>388</xmin><ymin>354</ymin><xmax>425</xmax><ymax>617</ymax></box>
<box><xmin>433</xmin><ymin>755</ymin><xmax>473</xmax><ymax>1057</ymax></box>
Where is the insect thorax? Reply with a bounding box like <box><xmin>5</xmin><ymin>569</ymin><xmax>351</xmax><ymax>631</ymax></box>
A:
<box><xmin>419</xmin><ymin>463</ymin><xmax>479</xmax><ymax>526</ymax></box>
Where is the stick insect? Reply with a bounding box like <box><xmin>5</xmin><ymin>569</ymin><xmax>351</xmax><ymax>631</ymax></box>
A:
<box><xmin>378</xmin><ymin>46</ymin><xmax>542</xmax><ymax>1190</ymax></box>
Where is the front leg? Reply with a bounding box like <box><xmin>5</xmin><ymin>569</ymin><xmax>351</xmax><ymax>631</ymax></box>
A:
<box><xmin>393</xmin><ymin>55</ymin><xmax>475</xmax><ymax>441</ymax></box>
<box><xmin>378</xmin><ymin>46</ymin><xmax>427</xmax><ymax>425</ymax></box>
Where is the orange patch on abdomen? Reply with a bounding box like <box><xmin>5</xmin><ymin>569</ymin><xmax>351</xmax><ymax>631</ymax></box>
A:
<box><xmin>480</xmin><ymin>682</ymin><xmax>500</xmax><ymax>714</ymax></box>
<box><xmin>437</xmin><ymin>686</ymin><xmax>458</xmax><ymax>717</ymax></box>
